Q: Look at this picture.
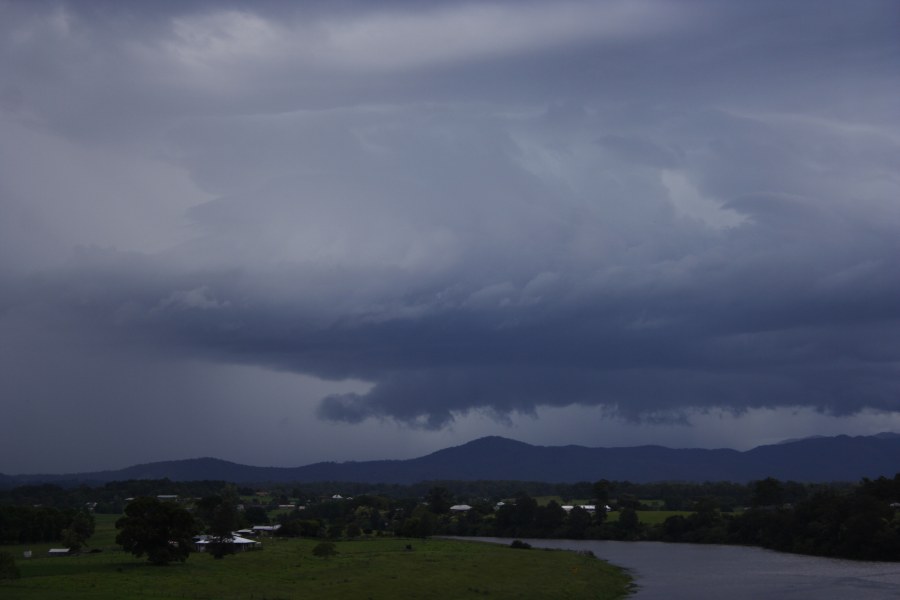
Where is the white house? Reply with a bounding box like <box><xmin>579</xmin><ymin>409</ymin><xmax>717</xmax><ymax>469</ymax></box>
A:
<box><xmin>561</xmin><ymin>504</ymin><xmax>603</xmax><ymax>513</ymax></box>
<box><xmin>194</xmin><ymin>534</ymin><xmax>260</xmax><ymax>552</ymax></box>
<box><xmin>252</xmin><ymin>524</ymin><xmax>282</xmax><ymax>535</ymax></box>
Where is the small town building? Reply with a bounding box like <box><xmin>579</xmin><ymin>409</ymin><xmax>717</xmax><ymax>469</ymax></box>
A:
<box><xmin>252</xmin><ymin>524</ymin><xmax>282</xmax><ymax>535</ymax></box>
<box><xmin>194</xmin><ymin>535</ymin><xmax>261</xmax><ymax>553</ymax></box>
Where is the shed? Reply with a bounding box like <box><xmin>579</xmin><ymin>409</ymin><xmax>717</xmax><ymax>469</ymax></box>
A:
<box><xmin>252</xmin><ymin>524</ymin><xmax>282</xmax><ymax>535</ymax></box>
<box><xmin>194</xmin><ymin>535</ymin><xmax>261</xmax><ymax>552</ymax></box>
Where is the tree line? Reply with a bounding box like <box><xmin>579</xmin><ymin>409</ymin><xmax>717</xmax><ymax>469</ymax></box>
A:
<box><xmin>3</xmin><ymin>475</ymin><xmax>899</xmax><ymax>562</ymax></box>
<box><xmin>1</xmin><ymin>477</ymin><xmax>848</xmax><ymax>513</ymax></box>
<box><xmin>0</xmin><ymin>505</ymin><xmax>95</xmax><ymax>550</ymax></box>
<box><xmin>662</xmin><ymin>476</ymin><xmax>900</xmax><ymax>560</ymax></box>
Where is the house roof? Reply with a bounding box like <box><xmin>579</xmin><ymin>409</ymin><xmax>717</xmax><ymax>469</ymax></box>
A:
<box><xmin>194</xmin><ymin>535</ymin><xmax>259</xmax><ymax>545</ymax></box>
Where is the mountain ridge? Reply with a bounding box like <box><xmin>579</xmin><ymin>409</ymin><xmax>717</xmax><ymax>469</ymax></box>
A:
<box><xmin>3</xmin><ymin>433</ymin><xmax>900</xmax><ymax>486</ymax></box>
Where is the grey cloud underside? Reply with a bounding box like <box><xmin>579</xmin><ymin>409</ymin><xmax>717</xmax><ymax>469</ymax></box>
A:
<box><xmin>2</xmin><ymin>0</ymin><xmax>900</xmax><ymax>430</ymax></box>
<box><xmin>28</xmin><ymin>173</ymin><xmax>900</xmax><ymax>427</ymax></box>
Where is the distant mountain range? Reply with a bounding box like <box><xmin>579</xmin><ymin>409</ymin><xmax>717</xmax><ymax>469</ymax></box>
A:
<box><xmin>3</xmin><ymin>433</ymin><xmax>900</xmax><ymax>487</ymax></box>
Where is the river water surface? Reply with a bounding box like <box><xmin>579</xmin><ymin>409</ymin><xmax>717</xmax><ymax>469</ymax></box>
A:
<box><xmin>470</xmin><ymin>537</ymin><xmax>900</xmax><ymax>599</ymax></box>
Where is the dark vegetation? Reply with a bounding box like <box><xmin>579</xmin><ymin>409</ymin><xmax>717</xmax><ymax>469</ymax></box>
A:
<box><xmin>311</xmin><ymin>541</ymin><xmax>338</xmax><ymax>558</ymax></box>
<box><xmin>0</xmin><ymin>504</ymin><xmax>94</xmax><ymax>547</ymax></box>
<box><xmin>0</xmin><ymin>551</ymin><xmax>20</xmax><ymax>580</ymax></box>
<box><xmin>114</xmin><ymin>497</ymin><xmax>196</xmax><ymax>565</ymax></box>
<box><xmin>2</xmin><ymin>474</ymin><xmax>899</xmax><ymax>561</ymax></box>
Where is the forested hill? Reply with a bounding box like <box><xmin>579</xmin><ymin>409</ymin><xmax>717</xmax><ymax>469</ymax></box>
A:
<box><xmin>4</xmin><ymin>433</ymin><xmax>900</xmax><ymax>486</ymax></box>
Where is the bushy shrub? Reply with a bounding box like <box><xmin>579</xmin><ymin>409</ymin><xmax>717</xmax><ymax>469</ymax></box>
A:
<box><xmin>0</xmin><ymin>551</ymin><xmax>20</xmax><ymax>580</ymax></box>
<box><xmin>312</xmin><ymin>542</ymin><xmax>338</xmax><ymax>558</ymax></box>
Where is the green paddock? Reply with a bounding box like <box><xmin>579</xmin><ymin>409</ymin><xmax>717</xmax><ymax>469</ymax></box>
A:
<box><xmin>1</xmin><ymin>516</ymin><xmax>631</xmax><ymax>600</ymax></box>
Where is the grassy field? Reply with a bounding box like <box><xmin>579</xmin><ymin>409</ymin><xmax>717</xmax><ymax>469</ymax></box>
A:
<box><xmin>1</xmin><ymin>516</ymin><xmax>632</xmax><ymax>600</ymax></box>
<box><xmin>606</xmin><ymin>511</ymin><xmax>693</xmax><ymax>525</ymax></box>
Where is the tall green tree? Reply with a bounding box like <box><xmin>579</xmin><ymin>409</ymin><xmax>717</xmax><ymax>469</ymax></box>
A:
<box><xmin>751</xmin><ymin>478</ymin><xmax>785</xmax><ymax>508</ymax></box>
<box><xmin>197</xmin><ymin>489</ymin><xmax>243</xmax><ymax>559</ymax></box>
<box><xmin>566</xmin><ymin>506</ymin><xmax>593</xmax><ymax>539</ymax></box>
<box><xmin>617</xmin><ymin>507</ymin><xmax>641</xmax><ymax>540</ymax></box>
<box><xmin>535</xmin><ymin>500</ymin><xmax>566</xmax><ymax>533</ymax></box>
<box><xmin>0</xmin><ymin>551</ymin><xmax>20</xmax><ymax>580</ymax></box>
<box><xmin>593</xmin><ymin>480</ymin><xmax>610</xmax><ymax>525</ymax></box>
<box><xmin>116</xmin><ymin>497</ymin><xmax>196</xmax><ymax>565</ymax></box>
<box><xmin>424</xmin><ymin>487</ymin><xmax>452</xmax><ymax>514</ymax></box>
<box><xmin>592</xmin><ymin>480</ymin><xmax>610</xmax><ymax>507</ymax></box>
<box><xmin>61</xmin><ymin>509</ymin><xmax>95</xmax><ymax>552</ymax></box>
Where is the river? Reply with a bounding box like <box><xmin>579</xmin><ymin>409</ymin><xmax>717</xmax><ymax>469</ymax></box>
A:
<box><xmin>468</xmin><ymin>537</ymin><xmax>900</xmax><ymax>599</ymax></box>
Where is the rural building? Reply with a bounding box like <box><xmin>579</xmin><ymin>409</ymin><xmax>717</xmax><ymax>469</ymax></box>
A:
<box><xmin>194</xmin><ymin>535</ymin><xmax>261</xmax><ymax>553</ymax></box>
<box><xmin>48</xmin><ymin>548</ymin><xmax>72</xmax><ymax>557</ymax></box>
<box><xmin>561</xmin><ymin>504</ymin><xmax>604</xmax><ymax>513</ymax></box>
<box><xmin>252</xmin><ymin>524</ymin><xmax>282</xmax><ymax>535</ymax></box>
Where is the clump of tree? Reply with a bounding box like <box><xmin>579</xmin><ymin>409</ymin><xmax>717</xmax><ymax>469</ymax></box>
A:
<box><xmin>278</xmin><ymin>518</ymin><xmax>323</xmax><ymax>538</ymax></box>
<box><xmin>242</xmin><ymin>505</ymin><xmax>269</xmax><ymax>525</ymax></box>
<box><xmin>195</xmin><ymin>489</ymin><xmax>244</xmax><ymax>559</ymax></box>
<box><xmin>655</xmin><ymin>475</ymin><xmax>900</xmax><ymax>561</ymax></box>
<box><xmin>61</xmin><ymin>510</ymin><xmax>95</xmax><ymax>552</ymax></box>
<box><xmin>0</xmin><ymin>551</ymin><xmax>20</xmax><ymax>580</ymax></box>
<box><xmin>0</xmin><ymin>505</ymin><xmax>94</xmax><ymax>550</ymax></box>
<box><xmin>312</xmin><ymin>541</ymin><xmax>337</xmax><ymax>558</ymax></box>
<box><xmin>115</xmin><ymin>497</ymin><xmax>197</xmax><ymax>565</ymax></box>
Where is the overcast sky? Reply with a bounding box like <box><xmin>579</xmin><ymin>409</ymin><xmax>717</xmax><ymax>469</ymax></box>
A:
<box><xmin>2</xmin><ymin>0</ymin><xmax>899</xmax><ymax>474</ymax></box>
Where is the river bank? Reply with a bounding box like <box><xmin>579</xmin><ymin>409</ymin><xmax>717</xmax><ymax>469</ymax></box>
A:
<box><xmin>467</xmin><ymin>537</ymin><xmax>900</xmax><ymax>599</ymax></box>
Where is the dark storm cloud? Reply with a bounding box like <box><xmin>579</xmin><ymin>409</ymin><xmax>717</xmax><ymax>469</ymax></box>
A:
<box><xmin>1</xmin><ymin>0</ymin><xmax>899</xmax><ymax>456</ymax></box>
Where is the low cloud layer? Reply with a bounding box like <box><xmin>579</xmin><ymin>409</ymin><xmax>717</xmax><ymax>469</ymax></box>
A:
<box><xmin>1</xmin><ymin>1</ymin><xmax>899</xmax><ymax>471</ymax></box>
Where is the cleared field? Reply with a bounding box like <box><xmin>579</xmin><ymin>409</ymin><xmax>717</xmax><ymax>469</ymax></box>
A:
<box><xmin>606</xmin><ymin>510</ymin><xmax>693</xmax><ymax>525</ymax></box>
<box><xmin>1</xmin><ymin>518</ymin><xmax>631</xmax><ymax>600</ymax></box>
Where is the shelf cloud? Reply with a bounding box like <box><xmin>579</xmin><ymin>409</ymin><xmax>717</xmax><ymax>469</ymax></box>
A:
<box><xmin>1</xmin><ymin>0</ymin><xmax>898</xmax><ymax>471</ymax></box>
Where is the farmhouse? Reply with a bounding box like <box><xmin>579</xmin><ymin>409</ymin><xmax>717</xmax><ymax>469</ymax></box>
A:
<box><xmin>561</xmin><ymin>504</ymin><xmax>606</xmax><ymax>513</ymax></box>
<box><xmin>252</xmin><ymin>524</ymin><xmax>282</xmax><ymax>535</ymax></box>
<box><xmin>194</xmin><ymin>534</ymin><xmax>261</xmax><ymax>552</ymax></box>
